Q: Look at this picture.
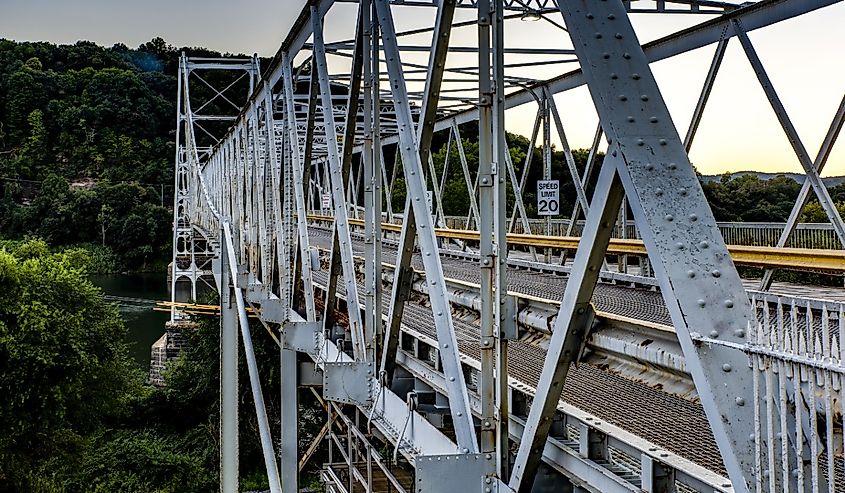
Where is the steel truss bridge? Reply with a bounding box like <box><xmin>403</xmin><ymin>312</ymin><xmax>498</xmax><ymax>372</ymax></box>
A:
<box><xmin>169</xmin><ymin>0</ymin><xmax>845</xmax><ymax>492</ymax></box>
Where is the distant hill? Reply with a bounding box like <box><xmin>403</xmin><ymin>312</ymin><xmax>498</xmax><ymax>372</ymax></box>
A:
<box><xmin>699</xmin><ymin>171</ymin><xmax>845</xmax><ymax>188</ymax></box>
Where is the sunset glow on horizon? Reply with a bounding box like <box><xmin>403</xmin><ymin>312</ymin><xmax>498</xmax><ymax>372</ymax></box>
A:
<box><xmin>2</xmin><ymin>0</ymin><xmax>842</xmax><ymax>177</ymax></box>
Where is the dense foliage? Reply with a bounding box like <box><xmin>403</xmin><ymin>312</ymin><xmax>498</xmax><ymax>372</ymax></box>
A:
<box><xmin>701</xmin><ymin>173</ymin><xmax>845</xmax><ymax>223</ymax></box>
<box><xmin>0</xmin><ymin>241</ymin><xmax>322</xmax><ymax>492</ymax></box>
<box><xmin>0</xmin><ymin>240</ymin><xmax>142</xmax><ymax>490</ymax></box>
<box><xmin>0</xmin><ymin>38</ymin><xmax>251</xmax><ymax>270</ymax></box>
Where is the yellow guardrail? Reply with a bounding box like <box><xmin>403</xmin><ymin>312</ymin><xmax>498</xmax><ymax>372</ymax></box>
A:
<box><xmin>306</xmin><ymin>214</ymin><xmax>845</xmax><ymax>273</ymax></box>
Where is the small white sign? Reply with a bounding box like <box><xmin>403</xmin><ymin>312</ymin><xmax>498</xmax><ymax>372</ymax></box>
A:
<box><xmin>536</xmin><ymin>180</ymin><xmax>559</xmax><ymax>216</ymax></box>
<box><xmin>321</xmin><ymin>193</ymin><xmax>332</xmax><ymax>209</ymax></box>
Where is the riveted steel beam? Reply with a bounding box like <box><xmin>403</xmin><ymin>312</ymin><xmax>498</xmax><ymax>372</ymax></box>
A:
<box><xmin>312</xmin><ymin>5</ymin><xmax>367</xmax><ymax>360</ymax></box>
<box><xmin>374</xmin><ymin>0</ymin><xmax>479</xmax><ymax>453</ymax></box>
<box><xmin>380</xmin><ymin>0</ymin><xmax>458</xmax><ymax>384</ymax></box>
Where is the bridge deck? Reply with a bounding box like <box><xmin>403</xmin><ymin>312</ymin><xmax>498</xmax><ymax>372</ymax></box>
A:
<box><xmin>309</xmin><ymin>226</ymin><xmax>845</xmax><ymax>485</ymax></box>
<box><xmin>308</xmin><ymin>227</ymin><xmax>726</xmax><ymax>476</ymax></box>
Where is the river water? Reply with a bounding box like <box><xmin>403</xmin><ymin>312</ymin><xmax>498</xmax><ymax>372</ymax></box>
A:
<box><xmin>90</xmin><ymin>273</ymin><xmax>169</xmax><ymax>370</ymax></box>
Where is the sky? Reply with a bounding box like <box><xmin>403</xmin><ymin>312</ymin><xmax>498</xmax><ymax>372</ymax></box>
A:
<box><xmin>1</xmin><ymin>0</ymin><xmax>844</xmax><ymax>176</ymax></box>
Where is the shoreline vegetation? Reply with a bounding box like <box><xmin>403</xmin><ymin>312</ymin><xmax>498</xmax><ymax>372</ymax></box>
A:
<box><xmin>0</xmin><ymin>239</ymin><xmax>325</xmax><ymax>492</ymax></box>
<box><xmin>0</xmin><ymin>238</ymin><xmax>168</xmax><ymax>274</ymax></box>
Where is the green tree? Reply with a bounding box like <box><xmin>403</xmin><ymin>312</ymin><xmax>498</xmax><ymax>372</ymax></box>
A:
<box><xmin>0</xmin><ymin>240</ymin><xmax>142</xmax><ymax>490</ymax></box>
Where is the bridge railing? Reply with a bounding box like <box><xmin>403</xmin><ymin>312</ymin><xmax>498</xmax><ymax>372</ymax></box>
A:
<box><xmin>309</xmin><ymin>214</ymin><xmax>845</xmax><ymax>275</ymax></box>
<box><xmin>443</xmin><ymin>216</ymin><xmax>844</xmax><ymax>249</ymax></box>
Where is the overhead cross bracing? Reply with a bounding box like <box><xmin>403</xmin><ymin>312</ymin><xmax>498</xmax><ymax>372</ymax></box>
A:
<box><xmin>170</xmin><ymin>0</ymin><xmax>845</xmax><ymax>492</ymax></box>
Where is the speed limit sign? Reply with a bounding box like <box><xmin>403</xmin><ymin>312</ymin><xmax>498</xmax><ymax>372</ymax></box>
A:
<box><xmin>536</xmin><ymin>180</ymin><xmax>559</xmax><ymax>216</ymax></box>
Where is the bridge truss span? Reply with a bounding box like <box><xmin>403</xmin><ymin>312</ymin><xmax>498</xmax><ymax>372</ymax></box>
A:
<box><xmin>170</xmin><ymin>1</ymin><xmax>845</xmax><ymax>492</ymax></box>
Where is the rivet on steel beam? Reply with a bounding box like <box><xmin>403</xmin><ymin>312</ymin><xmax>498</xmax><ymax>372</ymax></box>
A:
<box><xmin>645</xmin><ymin>163</ymin><xmax>654</xmax><ymax>170</ymax></box>
<box><xmin>687</xmin><ymin>270</ymin><xmax>695</xmax><ymax>278</ymax></box>
<box><xmin>637</xmin><ymin>139</ymin><xmax>645</xmax><ymax>146</ymax></box>
<box><xmin>698</xmin><ymin>299</ymin><xmax>706</xmax><ymax>307</ymax></box>
<box><xmin>650</xmin><ymin>116</ymin><xmax>658</xmax><ymax>123</ymax></box>
<box><xmin>656</xmin><ymin>188</ymin><xmax>663</xmax><ymax>196</ymax></box>
<box><xmin>724</xmin><ymin>299</ymin><xmax>734</xmax><ymax>308</ymax></box>
<box><xmin>615</xmin><ymin>33</ymin><xmax>623</xmax><ymax>39</ymax></box>
<box><xmin>665</xmin><ymin>214</ymin><xmax>674</xmax><ymax>222</ymax></box>
<box><xmin>623</xmin><ymin>52</ymin><xmax>631</xmax><ymax>59</ymax></box>
<box><xmin>711</xmin><ymin>269</ymin><xmax>721</xmax><ymax>278</ymax></box>
<box><xmin>627</xmin><ymin>116</ymin><xmax>635</xmax><ymax>122</ymax></box>
<box><xmin>689</xmin><ymin>213</ymin><xmax>698</xmax><ymax>222</ymax></box>
<box><xmin>595</xmin><ymin>33</ymin><xmax>603</xmax><ymax>39</ymax></box>
<box><xmin>676</xmin><ymin>242</ymin><xmax>684</xmax><ymax>250</ymax></box>
<box><xmin>699</xmin><ymin>241</ymin><xmax>710</xmax><ymax>249</ymax></box>
<box><xmin>632</xmin><ymin>73</ymin><xmax>640</xmax><ymax>80</ymax></box>
<box><xmin>735</xmin><ymin>328</ymin><xmax>746</xmax><ymax>338</ymax></box>
<box><xmin>710</xmin><ymin>330</ymin><xmax>719</xmax><ymax>338</ymax></box>
<box><xmin>722</xmin><ymin>364</ymin><xmax>732</xmax><ymax>372</ymax></box>
<box><xmin>735</xmin><ymin>397</ymin><xmax>746</xmax><ymax>406</ymax></box>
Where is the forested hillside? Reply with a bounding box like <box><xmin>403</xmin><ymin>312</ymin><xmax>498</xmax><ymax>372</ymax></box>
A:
<box><xmin>2</xmin><ymin>37</ymin><xmax>843</xmax><ymax>274</ymax></box>
<box><xmin>0</xmin><ymin>38</ymin><xmax>244</xmax><ymax>270</ymax></box>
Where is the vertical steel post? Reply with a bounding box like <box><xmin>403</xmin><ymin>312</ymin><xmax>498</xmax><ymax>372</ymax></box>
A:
<box><xmin>279</xmin><ymin>341</ymin><xmax>298</xmax><ymax>491</ymax></box>
<box><xmin>223</xmin><ymin>222</ymin><xmax>282</xmax><ymax>493</ymax></box>
<box><xmin>477</xmin><ymin>0</ymin><xmax>496</xmax><ymax>463</ymax></box>
<box><xmin>170</xmin><ymin>56</ymin><xmax>185</xmax><ymax>321</ymax></box>
<box><xmin>491</xmin><ymin>0</ymin><xmax>510</xmax><ymax>478</ymax></box>
<box><xmin>362</xmin><ymin>0</ymin><xmax>378</xmax><ymax>364</ymax></box>
<box><xmin>219</xmin><ymin>229</ymin><xmax>239</xmax><ymax>493</ymax></box>
<box><xmin>280</xmin><ymin>56</ymin><xmax>318</xmax><ymax>321</ymax></box>
<box><xmin>542</xmin><ymin>92</ymin><xmax>552</xmax><ymax>261</ymax></box>
<box><xmin>371</xmin><ymin>4</ymin><xmax>384</xmax><ymax>363</ymax></box>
